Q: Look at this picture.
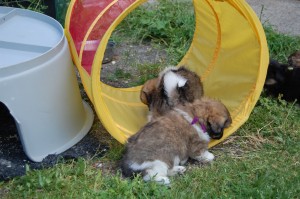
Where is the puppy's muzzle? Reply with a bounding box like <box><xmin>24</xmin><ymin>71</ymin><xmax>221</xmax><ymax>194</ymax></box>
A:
<box><xmin>209</xmin><ymin>130</ymin><xmax>223</xmax><ymax>140</ymax></box>
<box><xmin>207</xmin><ymin>123</ymin><xmax>224</xmax><ymax>140</ymax></box>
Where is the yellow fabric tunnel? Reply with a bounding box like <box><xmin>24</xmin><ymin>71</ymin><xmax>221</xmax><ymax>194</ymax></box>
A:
<box><xmin>65</xmin><ymin>0</ymin><xmax>269</xmax><ymax>147</ymax></box>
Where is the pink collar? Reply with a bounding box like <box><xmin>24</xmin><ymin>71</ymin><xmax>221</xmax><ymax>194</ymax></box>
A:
<box><xmin>191</xmin><ymin>116</ymin><xmax>207</xmax><ymax>132</ymax></box>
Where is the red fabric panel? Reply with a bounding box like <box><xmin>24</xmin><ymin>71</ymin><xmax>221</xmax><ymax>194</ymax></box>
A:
<box><xmin>69</xmin><ymin>0</ymin><xmax>113</xmax><ymax>58</ymax></box>
<box><xmin>80</xmin><ymin>0</ymin><xmax>136</xmax><ymax>74</ymax></box>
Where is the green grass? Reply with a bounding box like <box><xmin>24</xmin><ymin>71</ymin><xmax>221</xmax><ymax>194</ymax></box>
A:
<box><xmin>106</xmin><ymin>68</ymin><xmax>132</xmax><ymax>83</ymax></box>
<box><xmin>128</xmin><ymin>63</ymin><xmax>163</xmax><ymax>87</ymax></box>
<box><xmin>112</xmin><ymin>0</ymin><xmax>194</xmax><ymax>65</ymax></box>
<box><xmin>264</xmin><ymin>24</ymin><xmax>300</xmax><ymax>63</ymax></box>
<box><xmin>1</xmin><ymin>0</ymin><xmax>300</xmax><ymax>198</ymax></box>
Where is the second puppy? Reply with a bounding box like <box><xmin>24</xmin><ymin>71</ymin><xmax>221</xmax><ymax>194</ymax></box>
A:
<box><xmin>140</xmin><ymin>66</ymin><xmax>204</xmax><ymax>120</ymax></box>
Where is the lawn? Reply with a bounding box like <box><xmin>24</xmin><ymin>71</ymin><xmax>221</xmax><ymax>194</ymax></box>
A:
<box><xmin>1</xmin><ymin>0</ymin><xmax>300</xmax><ymax>198</ymax></box>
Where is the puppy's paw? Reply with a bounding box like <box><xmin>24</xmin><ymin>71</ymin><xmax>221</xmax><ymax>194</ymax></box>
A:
<box><xmin>173</xmin><ymin>166</ymin><xmax>186</xmax><ymax>175</ymax></box>
<box><xmin>195</xmin><ymin>151</ymin><xmax>215</xmax><ymax>163</ymax></box>
<box><xmin>155</xmin><ymin>176</ymin><xmax>171</xmax><ymax>185</ymax></box>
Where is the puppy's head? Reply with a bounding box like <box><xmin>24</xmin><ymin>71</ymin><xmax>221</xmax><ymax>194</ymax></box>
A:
<box><xmin>140</xmin><ymin>74</ymin><xmax>180</xmax><ymax>117</ymax></box>
<box><xmin>140</xmin><ymin>66</ymin><xmax>204</xmax><ymax>116</ymax></box>
<box><xmin>193</xmin><ymin>98</ymin><xmax>232</xmax><ymax>140</ymax></box>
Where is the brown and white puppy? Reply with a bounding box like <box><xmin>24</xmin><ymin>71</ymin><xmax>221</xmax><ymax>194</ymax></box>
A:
<box><xmin>140</xmin><ymin>66</ymin><xmax>204</xmax><ymax>120</ymax></box>
<box><xmin>122</xmin><ymin>71</ymin><xmax>231</xmax><ymax>185</ymax></box>
<box><xmin>121</xmin><ymin>97</ymin><xmax>232</xmax><ymax>185</ymax></box>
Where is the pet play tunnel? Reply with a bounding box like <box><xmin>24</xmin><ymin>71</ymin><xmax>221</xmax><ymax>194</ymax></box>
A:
<box><xmin>65</xmin><ymin>0</ymin><xmax>269</xmax><ymax>147</ymax></box>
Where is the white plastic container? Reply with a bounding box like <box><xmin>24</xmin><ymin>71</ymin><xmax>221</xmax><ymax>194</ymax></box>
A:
<box><xmin>0</xmin><ymin>7</ymin><xmax>94</xmax><ymax>162</ymax></box>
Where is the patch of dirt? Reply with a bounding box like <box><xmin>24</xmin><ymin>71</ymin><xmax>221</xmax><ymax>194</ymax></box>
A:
<box><xmin>0</xmin><ymin>187</ymin><xmax>9</xmax><ymax>199</ymax></box>
<box><xmin>100</xmin><ymin>41</ymin><xmax>168</xmax><ymax>88</ymax></box>
<box><xmin>93</xmin><ymin>160</ymin><xmax>120</xmax><ymax>176</ymax></box>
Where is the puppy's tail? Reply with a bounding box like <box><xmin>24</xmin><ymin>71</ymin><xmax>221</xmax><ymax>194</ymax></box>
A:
<box><xmin>120</xmin><ymin>151</ymin><xmax>143</xmax><ymax>178</ymax></box>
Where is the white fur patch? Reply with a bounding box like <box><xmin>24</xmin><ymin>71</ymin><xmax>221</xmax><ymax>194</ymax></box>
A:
<box><xmin>163</xmin><ymin>71</ymin><xmax>187</xmax><ymax>98</ymax></box>
<box><xmin>174</xmin><ymin>156</ymin><xmax>180</xmax><ymax>166</ymax></box>
<box><xmin>130</xmin><ymin>160</ymin><xmax>170</xmax><ymax>185</ymax></box>
<box><xmin>174</xmin><ymin>108</ymin><xmax>210</xmax><ymax>142</ymax></box>
<box><xmin>195</xmin><ymin>151</ymin><xmax>215</xmax><ymax>162</ymax></box>
<box><xmin>203</xmin><ymin>151</ymin><xmax>215</xmax><ymax>161</ymax></box>
<box><xmin>130</xmin><ymin>160</ymin><xmax>165</xmax><ymax>171</ymax></box>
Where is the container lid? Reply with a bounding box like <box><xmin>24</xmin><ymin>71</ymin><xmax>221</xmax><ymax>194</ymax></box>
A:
<box><xmin>0</xmin><ymin>7</ymin><xmax>64</xmax><ymax>72</ymax></box>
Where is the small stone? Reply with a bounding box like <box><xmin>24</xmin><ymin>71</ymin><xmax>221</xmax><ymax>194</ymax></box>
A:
<box><xmin>94</xmin><ymin>162</ymin><xmax>103</xmax><ymax>168</ymax></box>
<box><xmin>0</xmin><ymin>158</ymin><xmax>12</xmax><ymax>168</ymax></box>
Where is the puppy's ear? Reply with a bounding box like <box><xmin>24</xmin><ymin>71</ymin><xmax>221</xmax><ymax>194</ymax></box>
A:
<box><xmin>177</xmin><ymin>77</ymin><xmax>187</xmax><ymax>88</ymax></box>
<box><xmin>177</xmin><ymin>79</ymin><xmax>187</xmax><ymax>93</ymax></box>
<box><xmin>140</xmin><ymin>78</ymin><xmax>158</xmax><ymax>106</ymax></box>
<box><xmin>140</xmin><ymin>91</ymin><xmax>151</xmax><ymax>105</ymax></box>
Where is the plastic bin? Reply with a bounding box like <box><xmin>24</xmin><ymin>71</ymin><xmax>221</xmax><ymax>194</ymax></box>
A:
<box><xmin>0</xmin><ymin>7</ymin><xmax>94</xmax><ymax>162</ymax></box>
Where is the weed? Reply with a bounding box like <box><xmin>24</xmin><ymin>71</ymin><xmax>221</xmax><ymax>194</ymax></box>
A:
<box><xmin>106</xmin><ymin>69</ymin><xmax>132</xmax><ymax>83</ymax></box>
<box><xmin>129</xmin><ymin>63</ymin><xmax>162</xmax><ymax>87</ymax></box>
<box><xmin>114</xmin><ymin>69</ymin><xmax>132</xmax><ymax>79</ymax></box>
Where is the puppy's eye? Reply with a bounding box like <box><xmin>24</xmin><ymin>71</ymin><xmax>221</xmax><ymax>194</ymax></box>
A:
<box><xmin>223</xmin><ymin>119</ymin><xmax>231</xmax><ymax>128</ymax></box>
